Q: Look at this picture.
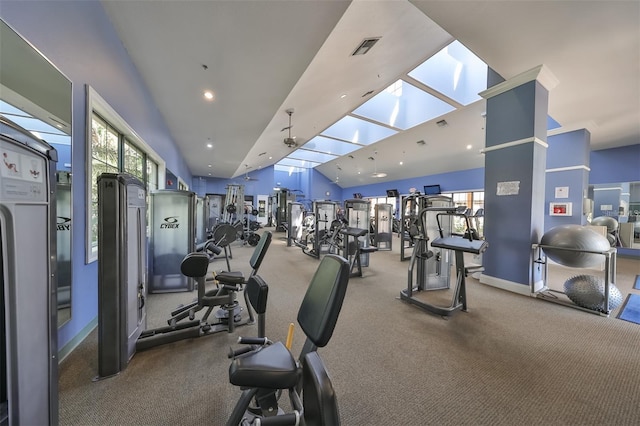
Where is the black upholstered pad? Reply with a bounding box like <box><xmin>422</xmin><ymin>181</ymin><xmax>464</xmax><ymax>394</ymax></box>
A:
<box><xmin>180</xmin><ymin>252</ymin><xmax>210</xmax><ymax>278</ymax></box>
<box><xmin>430</xmin><ymin>236</ymin><xmax>488</xmax><ymax>255</ymax></box>
<box><xmin>297</xmin><ymin>254</ymin><xmax>349</xmax><ymax>348</ymax></box>
<box><xmin>245</xmin><ymin>275</ymin><xmax>269</xmax><ymax>314</ymax></box>
<box><xmin>215</xmin><ymin>270</ymin><xmax>245</xmax><ymax>284</ymax></box>
<box><xmin>342</xmin><ymin>227</ymin><xmax>368</xmax><ymax>237</ymax></box>
<box><xmin>229</xmin><ymin>341</ymin><xmax>298</xmax><ymax>389</ymax></box>
<box><xmin>302</xmin><ymin>352</ymin><xmax>340</xmax><ymax>426</ymax></box>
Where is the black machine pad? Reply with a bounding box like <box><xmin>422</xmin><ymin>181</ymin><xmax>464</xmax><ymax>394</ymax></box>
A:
<box><xmin>430</xmin><ymin>236</ymin><xmax>488</xmax><ymax>255</ymax></box>
<box><xmin>342</xmin><ymin>227</ymin><xmax>368</xmax><ymax>237</ymax></box>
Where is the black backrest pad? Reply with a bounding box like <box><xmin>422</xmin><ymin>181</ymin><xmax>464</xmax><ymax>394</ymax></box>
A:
<box><xmin>245</xmin><ymin>275</ymin><xmax>269</xmax><ymax>314</ymax></box>
<box><xmin>297</xmin><ymin>254</ymin><xmax>350</xmax><ymax>348</ymax></box>
<box><xmin>180</xmin><ymin>252</ymin><xmax>210</xmax><ymax>278</ymax></box>
<box><xmin>249</xmin><ymin>231</ymin><xmax>272</xmax><ymax>272</ymax></box>
<box><xmin>303</xmin><ymin>351</ymin><xmax>340</xmax><ymax>426</ymax></box>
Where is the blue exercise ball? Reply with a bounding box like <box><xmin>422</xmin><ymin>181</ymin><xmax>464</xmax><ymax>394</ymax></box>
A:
<box><xmin>540</xmin><ymin>225</ymin><xmax>611</xmax><ymax>268</ymax></box>
<box><xmin>564</xmin><ymin>274</ymin><xmax>623</xmax><ymax>312</ymax></box>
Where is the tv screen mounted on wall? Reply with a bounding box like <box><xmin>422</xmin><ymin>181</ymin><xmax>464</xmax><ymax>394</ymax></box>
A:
<box><xmin>424</xmin><ymin>184</ymin><xmax>441</xmax><ymax>195</ymax></box>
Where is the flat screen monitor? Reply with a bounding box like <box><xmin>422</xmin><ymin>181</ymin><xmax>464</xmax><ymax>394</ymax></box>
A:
<box><xmin>424</xmin><ymin>184</ymin><xmax>441</xmax><ymax>195</ymax></box>
<box><xmin>386</xmin><ymin>189</ymin><xmax>399</xmax><ymax>197</ymax></box>
<box><xmin>353</xmin><ymin>193</ymin><xmax>363</xmax><ymax>199</ymax></box>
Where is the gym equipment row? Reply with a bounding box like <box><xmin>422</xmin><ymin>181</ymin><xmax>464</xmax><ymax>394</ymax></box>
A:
<box><xmin>96</xmin><ymin>172</ymin><xmax>273</xmax><ymax>378</ymax></box>
<box><xmin>1</xmin><ymin>116</ymin><xmax>58</xmax><ymax>425</ymax></box>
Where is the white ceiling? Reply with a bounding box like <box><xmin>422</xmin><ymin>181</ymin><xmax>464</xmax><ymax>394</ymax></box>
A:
<box><xmin>101</xmin><ymin>0</ymin><xmax>639</xmax><ymax>188</ymax></box>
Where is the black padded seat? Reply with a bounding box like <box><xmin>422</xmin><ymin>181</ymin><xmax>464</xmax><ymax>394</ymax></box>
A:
<box><xmin>214</xmin><ymin>270</ymin><xmax>245</xmax><ymax>284</ymax></box>
<box><xmin>360</xmin><ymin>246</ymin><xmax>378</xmax><ymax>253</ymax></box>
<box><xmin>214</xmin><ymin>231</ymin><xmax>272</xmax><ymax>286</ymax></box>
<box><xmin>229</xmin><ymin>342</ymin><xmax>298</xmax><ymax>389</ymax></box>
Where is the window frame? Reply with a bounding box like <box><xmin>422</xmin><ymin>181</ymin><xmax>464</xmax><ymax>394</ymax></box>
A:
<box><xmin>85</xmin><ymin>86</ymin><xmax>165</xmax><ymax>263</ymax></box>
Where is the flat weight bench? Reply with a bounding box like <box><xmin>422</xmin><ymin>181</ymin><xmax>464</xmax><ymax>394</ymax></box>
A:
<box><xmin>342</xmin><ymin>227</ymin><xmax>378</xmax><ymax>277</ymax></box>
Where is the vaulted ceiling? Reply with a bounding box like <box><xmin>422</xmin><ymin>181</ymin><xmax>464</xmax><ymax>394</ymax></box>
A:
<box><xmin>101</xmin><ymin>0</ymin><xmax>640</xmax><ymax>188</ymax></box>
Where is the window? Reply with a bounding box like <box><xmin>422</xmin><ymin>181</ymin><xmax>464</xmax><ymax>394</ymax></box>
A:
<box><xmin>441</xmin><ymin>190</ymin><xmax>484</xmax><ymax>235</ymax></box>
<box><xmin>124</xmin><ymin>138</ymin><xmax>145</xmax><ymax>181</ymax></box>
<box><xmin>86</xmin><ymin>86</ymin><xmax>164</xmax><ymax>263</ymax></box>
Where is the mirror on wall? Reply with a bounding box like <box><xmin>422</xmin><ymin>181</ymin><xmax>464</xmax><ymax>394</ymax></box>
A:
<box><xmin>0</xmin><ymin>19</ymin><xmax>73</xmax><ymax>326</ymax></box>
<box><xmin>589</xmin><ymin>181</ymin><xmax>640</xmax><ymax>250</ymax></box>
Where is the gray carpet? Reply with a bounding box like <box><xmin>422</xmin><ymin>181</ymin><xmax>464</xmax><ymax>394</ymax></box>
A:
<box><xmin>59</xmin><ymin>231</ymin><xmax>640</xmax><ymax>425</ymax></box>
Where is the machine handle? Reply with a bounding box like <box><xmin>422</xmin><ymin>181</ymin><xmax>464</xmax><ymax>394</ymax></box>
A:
<box><xmin>238</xmin><ymin>336</ymin><xmax>269</xmax><ymax>345</ymax></box>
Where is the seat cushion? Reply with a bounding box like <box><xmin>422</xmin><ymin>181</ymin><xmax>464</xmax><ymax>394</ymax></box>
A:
<box><xmin>215</xmin><ymin>270</ymin><xmax>244</xmax><ymax>284</ymax></box>
<box><xmin>229</xmin><ymin>341</ymin><xmax>298</xmax><ymax>389</ymax></box>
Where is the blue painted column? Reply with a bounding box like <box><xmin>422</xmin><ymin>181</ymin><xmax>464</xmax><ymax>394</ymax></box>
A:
<box><xmin>479</xmin><ymin>66</ymin><xmax>558</xmax><ymax>294</ymax></box>
<box><xmin>545</xmin><ymin>129</ymin><xmax>591</xmax><ymax>231</ymax></box>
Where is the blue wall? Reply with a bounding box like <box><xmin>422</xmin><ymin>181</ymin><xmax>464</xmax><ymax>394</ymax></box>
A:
<box><xmin>1</xmin><ymin>1</ymin><xmax>191</xmax><ymax>351</ymax></box>
<box><xmin>590</xmin><ymin>144</ymin><xmax>640</xmax><ymax>184</ymax></box>
<box><xmin>342</xmin><ymin>167</ymin><xmax>484</xmax><ymax>200</ymax></box>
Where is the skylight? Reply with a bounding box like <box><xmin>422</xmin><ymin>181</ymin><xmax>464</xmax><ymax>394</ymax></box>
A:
<box><xmin>277</xmin><ymin>157</ymin><xmax>320</xmax><ymax>169</ymax></box>
<box><xmin>303</xmin><ymin>135</ymin><xmax>361</xmax><ymax>156</ymax></box>
<box><xmin>288</xmin><ymin>148</ymin><xmax>338</xmax><ymax>164</ymax></box>
<box><xmin>276</xmin><ymin>39</ymin><xmax>491</xmax><ymax>174</ymax></box>
<box><xmin>320</xmin><ymin>115</ymin><xmax>397</xmax><ymax>146</ymax></box>
<box><xmin>408</xmin><ymin>40</ymin><xmax>488</xmax><ymax>106</ymax></box>
<box><xmin>352</xmin><ymin>79</ymin><xmax>456</xmax><ymax>130</ymax></box>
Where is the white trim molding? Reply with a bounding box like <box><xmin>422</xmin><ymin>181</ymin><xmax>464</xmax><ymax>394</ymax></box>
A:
<box><xmin>479</xmin><ymin>274</ymin><xmax>534</xmax><ymax>297</ymax></box>
<box><xmin>546</xmin><ymin>165</ymin><xmax>591</xmax><ymax>173</ymax></box>
<box><xmin>480</xmin><ymin>64</ymin><xmax>559</xmax><ymax>99</ymax></box>
<box><xmin>480</xmin><ymin>136</ymin><xmax>548</xmax><ymax>154</ymax></box>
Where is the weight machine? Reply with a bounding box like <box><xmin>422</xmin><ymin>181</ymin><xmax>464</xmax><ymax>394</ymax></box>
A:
<box><xmin>400</xmin><ymin>193</ymin><xmax>429</xmax><ymax>261</ymax></box>
<box><xmin>373</xmin><ymin>203</ymin><xmax>393</xmax><ymax>250</ymax></box>
<box><xmin>1</xmin><ymin>117</ymin><xmax>58</xmax><ymax>425</ymax></box>
<box><xmin>400</xmin><ymin>197</ymin><xmax>488</xmax><ymax>317</ymax></box>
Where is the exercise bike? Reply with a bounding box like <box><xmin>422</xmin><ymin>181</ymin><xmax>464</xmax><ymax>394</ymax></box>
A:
<box><xmin>226</xmin><ymin>254</ymin><xmax>350</xmax><ymax>425</ymax></box>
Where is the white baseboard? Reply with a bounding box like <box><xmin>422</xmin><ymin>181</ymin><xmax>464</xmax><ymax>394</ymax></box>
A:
<box><xmin>479</xmin><ymin>274</ymin><xmax>534</xmax><ymax>297</ymax></box>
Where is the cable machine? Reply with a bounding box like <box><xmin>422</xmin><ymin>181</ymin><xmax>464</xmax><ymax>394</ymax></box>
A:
<box><xmin>97</xmin><ymin>173</ymin><xmax>147</xmax><ymax>378</ymax></box>
<box><xmin>287</xmin><ymin>202</ymin><xmax>305</xmax><ymax>247</ymax></box>
<box><xmin>1</xmin><ymin>117</ymin><xmax>58</xmax><ymax>425</ymax></box>
<box><xmin>374</xmin><ymin>203</ymin><xmax>393</xmax><ymax>250</ymax></box>
<box><xmin>149</xmin><ymin>189</ymin><xmax>196</xmax><ymax>293</ymax></box>
<box><xmin>223</xmin><ymin>184</ymin><xmax>245</xmax><ymax>225</ymax></box>
<box><xmin>400</xmin><ymin>193</ymin><xmax>429</xmax><ymax>261</ymax></box>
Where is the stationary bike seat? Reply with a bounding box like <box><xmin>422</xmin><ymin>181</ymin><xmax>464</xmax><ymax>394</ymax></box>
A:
<box><xmin>229</xmin><ymin>341</ymin><xmax>298</xmax><ymax>389</ymax></box>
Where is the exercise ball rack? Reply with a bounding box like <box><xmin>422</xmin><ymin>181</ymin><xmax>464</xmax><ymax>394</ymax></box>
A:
<box><xmin>531</xmin><ymin>243</ymin><xmax>617</xmax><ymax>317</ymax></box>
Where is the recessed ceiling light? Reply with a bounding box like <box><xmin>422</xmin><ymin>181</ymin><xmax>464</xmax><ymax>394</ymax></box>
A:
<box><xmin>399</xmin><ymin>161</ymin><xmax>404</xmax><ymax>165</ymax></box>
<box><xmin>204</xmin><ymin>91</ymin><xmax>214</xmax><ymax>100</ymax></box>
<box><xmin>466</xmin><ymin>144</ymin><xmax>473</xmax><ymax>150</ymax></box>
<box><xmin>208</xmin><ymin>164</ymin><xmax>212</xmax><ymax>167</ymax></box>
<box><xmin>206</xmin><ymin>143</ymin><xmax>213</xmax><ymax>148</ymax></box>
<box><xmin>269</xmin><ymin>156</ymin><xmax>272</xmax><ymax>160</ymax></box>
<box><xmin>340</xmin><ymin>94</ymin><xmax>347</xmax><ymax>99</ymax></box>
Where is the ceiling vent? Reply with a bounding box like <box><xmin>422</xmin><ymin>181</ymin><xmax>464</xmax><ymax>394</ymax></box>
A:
<box><xmin>436</xmin><ymin>119</ymin><xmax>448</xmax><ymax>128</ymax></box>
<box><xmin>352</xmin><ymin>37</ymin><xmax>380</xmax><ymax>56</ymax></box>
<box><xmin>416</xmin><ymin>140</ymin><xmax>426</xmax><ymax>146</ymax></box>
